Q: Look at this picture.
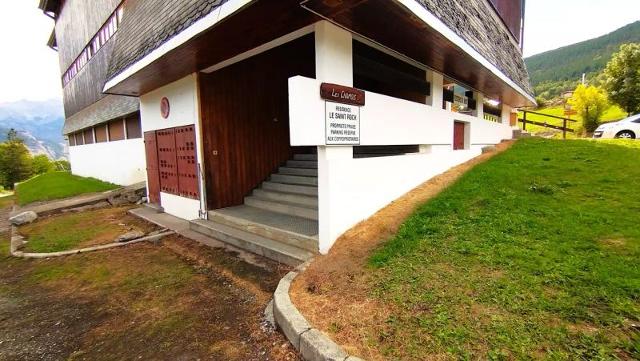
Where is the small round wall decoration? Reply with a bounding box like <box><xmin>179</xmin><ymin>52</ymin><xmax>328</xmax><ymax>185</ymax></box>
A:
<box><xmin>160</xmin><ymin>97</ymin><xmax>170</xmax><ymax>119</ymax></box>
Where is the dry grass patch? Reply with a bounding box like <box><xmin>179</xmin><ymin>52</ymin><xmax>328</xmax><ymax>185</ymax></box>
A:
<box><xmin>1</xmin><ymin>232</ymin><xmax>300</xmax><ymax>360</ymax></box>
<box><xmin>19</xmin><ymin>206</ymin><xmax>158</xmax><ymax>253</ymax></box>
<box><xmin>291</xmin><ymin>141</ymin><xmax>515</xmax><ymax>360</ymax></box>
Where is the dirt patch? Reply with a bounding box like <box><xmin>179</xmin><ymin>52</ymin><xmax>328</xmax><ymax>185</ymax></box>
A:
<box><xmin>18</xmin><ymin>206</ymin><xmax>159</xmax><ymax>253</ymax></box>
<box><xmin>0</xmin><ymin>231</ymin><xmax>300</xmax><ymax>360</ymax></box>
<box><xmin>290</xmin><ymin>140</ymin><xmax>515</xmax><ymax>360</ymax></box>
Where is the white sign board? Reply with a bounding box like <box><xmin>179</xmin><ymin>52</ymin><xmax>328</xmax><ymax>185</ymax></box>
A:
<box><xmin>325</xmin><ymin>101</ymin><xmax>360</xmax><ymax>145</ymax></box>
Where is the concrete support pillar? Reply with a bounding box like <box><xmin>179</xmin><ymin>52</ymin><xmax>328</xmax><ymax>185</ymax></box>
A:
<box><xmin>502</xmin><ymin>104</ymin><xmax>515</xmax><ymax>127</ymax></box>
<box><xmin>426</xmin><ymin>70</ymin><xmax>444</xmax><ymax>108</ymax></box>
<box><xmin>314</xmin><ymin>21</ymin><xmax>354</xmax><ymax>254</ymax></box>
<box><xmin>473</xmin><ymin>91</ymin><xmax>484</xmax><ymax>120</ymax></box>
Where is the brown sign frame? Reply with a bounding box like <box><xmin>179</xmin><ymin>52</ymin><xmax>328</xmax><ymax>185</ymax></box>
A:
<box><xmin>320</xmin><ymin>83</ymin><xmax>365</xmax><ymax>106</ymax></box>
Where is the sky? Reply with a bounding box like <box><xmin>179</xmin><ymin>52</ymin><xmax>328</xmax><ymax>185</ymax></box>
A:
<box><xmin>523</xmin><ymin>0</ymin><xmax>640</xmax><ymax>57</ymax></box>
<box><xmin>0</xmin><ymin>0</ymin><xmax>638</xmax><ymax>103</ymax></box>
<box><xmin>0</xmin><ymin>1</ymin><xmax>61</xmax><ymax>103</ymax></box>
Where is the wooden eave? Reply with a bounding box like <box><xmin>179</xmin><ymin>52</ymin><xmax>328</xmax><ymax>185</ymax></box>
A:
<box><xmin>47</xmin><ymin>29</ymin><xmax>57</xmax><ymax>50</ymax></box>
<box><xmin>104</xmin><ymin>0</ymin><xmax>320</xmax><ymax>97</ymax></box>
<box><xmin>301</xmin><ymin>0</ymin><xmax>535</xmax><ymax>107</ymax></box>
<box><xmin>38</xmin><ymin>0</ymin><xmax>61</xmax><ymax>18</ymax></box>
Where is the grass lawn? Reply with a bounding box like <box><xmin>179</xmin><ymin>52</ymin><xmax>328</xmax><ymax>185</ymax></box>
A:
<box><xmin>293</xmin><ymin>138</ymin><xmax>640</xmax><ymax>360</ymax></box>
<box><xmin>15</xmin><ymin>172</ymin><xmax>118</xmax><ymax>206</ymax></box>
<box><xmin>520</xmin><ymin>105</ymin><xmax>628</xmax><ymax>138</ymax></box>
<box><xmin>18</xmin><ymin>206</ymin><xmax>158</xmax><ymax>253</ymax></box>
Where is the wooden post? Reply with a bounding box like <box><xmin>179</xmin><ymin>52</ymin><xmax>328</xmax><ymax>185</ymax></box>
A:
<box><xmin>563</xmin><ymin>118</ymin><xmax>567</xmax><ymax>139</ymax></box>
<box><xmin>522</xmin><ymin>111</ymin><xmax>527</xmax><ymax>131</ymax></box>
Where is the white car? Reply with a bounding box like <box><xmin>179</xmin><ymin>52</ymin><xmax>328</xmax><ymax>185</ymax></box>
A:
<box><xmin>594</xmin><ymin>114</ymin><xmax>640</xmax><ymax>139</ymax></box>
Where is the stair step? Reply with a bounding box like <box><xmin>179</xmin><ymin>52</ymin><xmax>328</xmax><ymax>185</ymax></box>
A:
<box><xmin>279</xmin><ymin>167</ymin><xmax>318</xmax><ymax>177</ymax></box>
<box><xmin>286</xmin><ymin>160</ymin><xmax>318</xmax><ymax>169</ymax></box>
<box><xmin>244</xmin><ymin>196</ymin><xmax>318</xmax><ymax>220</ymax></box>
<box><xmin>262</xmin><ymin>181</ymin><xmax>317</xmax><ymax>196</ymax></box>
<box><xmin>190</xmin><ymin>220</ymin><xmax>314</xmax><ymax>266</ymax></box>
<box><xmin>253</xmin><ymin>189</ymin><xmax>317</xmax><ymax>207</ymax></box>
<box><xmin>208</xmin><ymin>208</ymin><xmax>318</xmax><ymax>253</ymax></box>
<box><xmin>270</xmin><ymin>174</ymin><xmax>318</xmax><ymax>186</ymax></box>
<box><xmin>293</xmin><ymin>154</ymin><xmax>317</xmax><ymax>161</ymax></box>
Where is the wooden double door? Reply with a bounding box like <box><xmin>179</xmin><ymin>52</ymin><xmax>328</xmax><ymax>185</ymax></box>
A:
<box><xmin>199</xmin><ymin>35</ymin><xmax>315</xmax><ymax>210</ymax></box>
<box><xmin>144</xmin><ymin>125</ymin><xmax>199</xmax><ymax>205</ymax></box>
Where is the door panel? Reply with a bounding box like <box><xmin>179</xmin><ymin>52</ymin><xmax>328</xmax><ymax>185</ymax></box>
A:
<box><xmin>144</xmin><ymin>131</ymin><xmax>161</xmax><ymax>204</ymax></box>
<box><xmin>453</xmin><ymin>121</ymin><xmax>466</xmax><ymax>150</ymax></box>
<box><xmin>157</xmin><ymin>128</ymin><xmax>179</xmax><ymax>195</ymax></box>
<box><xmin>175</xmin><ymin>125</ymin><xmax>200</xmax><ymax>199</ymax></box>
<box><xmin>200</xmin><ymin>35</ymin><xmax>315</xmax><ymax>209</ymax></box>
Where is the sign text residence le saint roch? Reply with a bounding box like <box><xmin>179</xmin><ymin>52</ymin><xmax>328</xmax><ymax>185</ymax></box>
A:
<box><xmin>320</xmin><ymin>83</ymin><xmax>365</xmax><ymax>146</ymax></box>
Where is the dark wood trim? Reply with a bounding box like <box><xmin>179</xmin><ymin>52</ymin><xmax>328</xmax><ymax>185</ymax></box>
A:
<box><xmin>320</xmin><ymin>83</ymin><xmax>366</xmax><ymax>106</ymax></box>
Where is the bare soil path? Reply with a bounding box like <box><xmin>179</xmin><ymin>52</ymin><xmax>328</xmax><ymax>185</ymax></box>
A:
<box><xmin>0</xmin><ymin>202</ymin><xmax>300</xmax><ymax>360</ymax></box>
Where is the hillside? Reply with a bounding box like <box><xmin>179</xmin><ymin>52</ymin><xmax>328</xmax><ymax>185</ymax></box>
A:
<box><xmin>525</xmin><ymin>21</ymin><xmax>640</xmax><ymax>100</ymax></box>
<box><xmin>0</xmin><ymin>99</ymin><xmax>66</xmax><ymax>159</ymax></box>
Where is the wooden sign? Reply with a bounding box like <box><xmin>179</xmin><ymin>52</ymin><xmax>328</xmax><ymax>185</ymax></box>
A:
<box><xmin>564</xmin><ymin>109</ymin><xmax>577</xmax><ymax>116</ymax></box>
<box><xmin>320</xmin><ymin>83</ymin><xmax>365</xmax><ymax>106</ymax></box>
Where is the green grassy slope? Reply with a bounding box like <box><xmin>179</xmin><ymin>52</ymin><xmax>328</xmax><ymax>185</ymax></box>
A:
<box><xmin>15</xmin><ymin>172</ymin><xmax>118</xmax><ymax>206</ymax></box>
<box><xmin>369</xmin><ymin>138</ymin><xmax>640</xmax><ymax>359</ymax></box>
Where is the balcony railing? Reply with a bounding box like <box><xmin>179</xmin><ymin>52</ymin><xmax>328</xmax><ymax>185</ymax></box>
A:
<box><xmin>483</xmin><ymin>113</ymin><xmax>501</xmax><ymax>123</ymax></box>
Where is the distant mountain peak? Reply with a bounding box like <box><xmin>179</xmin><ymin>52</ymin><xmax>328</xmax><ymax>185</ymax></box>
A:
<box><xmin>0</xmin><ymin>99</ymin><xmax>65</xmax><ymax>160</ymax></box>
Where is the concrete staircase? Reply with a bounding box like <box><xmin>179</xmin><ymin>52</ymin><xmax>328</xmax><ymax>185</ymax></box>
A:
<box><xmin>189</xmin><ymin>153</ymin><xmax>319</xmax><ymax>266</ymax></box>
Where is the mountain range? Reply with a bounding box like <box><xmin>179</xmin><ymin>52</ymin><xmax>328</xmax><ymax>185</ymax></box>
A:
<box><xmin>525</xmin><ymin>21</ymin><xmax>640</xmax><ymax>101</ymax></box>
<box><xmin>0</xmin><ymin>99</ymin><xmax>66</xmax><ymax>159</ymax></box>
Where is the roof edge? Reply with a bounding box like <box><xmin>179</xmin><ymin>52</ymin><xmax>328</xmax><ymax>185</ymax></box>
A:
<box><xmin>396</xmin><ymin>0</ymin><xmax>536</xmax><ymax>107</ymax></box>
<box><xmin>104</xmin><ymin>0</ymin><xmax>256</xmax><ymax>94</ymax></box>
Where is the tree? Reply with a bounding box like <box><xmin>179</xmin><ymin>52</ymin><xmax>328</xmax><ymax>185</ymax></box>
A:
<box><xmin>32</xmin><ymin>154</ymin><xmax>54</xmax><ymax>174</ymax></box>
<box><xmin>603</xmin><ymin>43</ymin><xmax>640</xmax><ymax>116</ymax></box>
<box><xmin>0</xmin><ymin>129</ymin><xmax>33</xmax><ymax>189</ymax></box>
<box><xmin>568</xmin><ymin>84</ymin><xmax>610</xmax><ymax>134</ymax></box>
<box><xmin>53</xmin><ymin>160</ymin><xmax>71</xmax><ymax>172</ymax></box>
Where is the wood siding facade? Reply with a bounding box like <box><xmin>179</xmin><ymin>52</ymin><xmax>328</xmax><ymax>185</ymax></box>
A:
<box><xmin>488</xmin><ymin>0</ymin><xmax>524</xmax><ymax>42</ymax></box>
<box><xmin>199</xmin><ymin>35</ymin><xmax>315</xmax><ymax>210</ymax></box>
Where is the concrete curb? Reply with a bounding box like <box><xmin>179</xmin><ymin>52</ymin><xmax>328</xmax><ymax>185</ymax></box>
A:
<box><xmin>10</xmin><ymin>230</ymin><xmax>174</xmax><ymax>258</ymax></box>
<box><xmin>273</xmin><ymin>270</ymin><xmax>365</xmax><ymax>361</ymax></box>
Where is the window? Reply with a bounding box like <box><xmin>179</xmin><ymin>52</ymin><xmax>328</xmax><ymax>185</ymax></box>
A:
<box><xmin>125</xmin><ymin>115</ymin><xmax>142</xmax><ymax>139</ymax></box>
<box><xmin>75</xmin><ymin>132</ymin><xmax>84</xmax><ymax>146</ymax></box>
<box><xmin>95</xmin><ymin>124</ymin><xmax>108</xmax><ymax>142</ymax></box>
<box><xmin>61</xmin><ymin>3</ymin><xmax>124</xmax><ymax>86</ymax></box>
<box><xmin>83</xmin><ymin>128</ymin><xmax>94</xmax><ymax>144</ymax></box>
<box><xmin>68</xmin><ymin>111</ymin><xmax>142</xmax><ymax>147</ymax></box>
<box><xmin>108</xmin><ymin>120</ymin><xmax>125</xmax><ymax>141</ymax></box>
<box><xmin>443</xmin><ymin>80</ymin><xmax>476</xmax><ymax>114</ymax></box>
<box><xmin>353</xmin><ymin>145</ymin><xmax>419</xmax><ymax>159</ymax></box>
<box><xmin>353</xmin><ymin>41</ymin><xmax>429</xmax><ymax>104</ymax></box>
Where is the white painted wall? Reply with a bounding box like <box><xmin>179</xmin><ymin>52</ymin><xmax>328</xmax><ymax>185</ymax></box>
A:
<box><xmin>160</xmin><ymin>192</ymin><xmax>201</xmax><ymax>220</ymax></box>
<box><xmin>139</xmin><ymin>73</ymin><xmax>205</xmax><ymax>220</ymax></box>
<box><xmin>320</xmin><ymin>149</ymin><xmax>481</xmax><ymax>252</ymax></box>
<box><xmin>289</xmin><ymin>76</ymin><xmax>513</xmax><ymax>253</ymax></box>
<box><xmin>140</xmin><ymin>74</ymin><xmax>200</xmax><ymax>132</ymax></box>
<box><xmin>289</xmin><ymin>76</ymin><xmax>512</xmax><ymax>147</ymax></box>
<box><xmin>68</xmin><ymin>139</ymin><xmax>146</xmax><ymax>186</ymax></box>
